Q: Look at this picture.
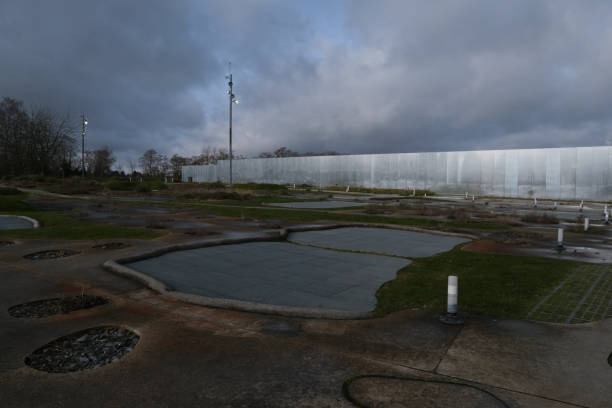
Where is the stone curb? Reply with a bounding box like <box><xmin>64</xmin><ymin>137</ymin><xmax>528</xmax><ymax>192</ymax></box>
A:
<box><xmin>103</xmin><ymin>223</ymin><xmax>472</xmax><ymax>319</ymax></box>
<box><xmin>0</xmin><ymin>214</ymin><xmax>40</xmax><ymax>228</ymax></box>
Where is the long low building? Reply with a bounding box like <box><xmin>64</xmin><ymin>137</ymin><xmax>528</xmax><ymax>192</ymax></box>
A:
<box><xmin>182</xmin><ymin>146</ymin><xmax>612</xmax><ymax>200</ymax></box>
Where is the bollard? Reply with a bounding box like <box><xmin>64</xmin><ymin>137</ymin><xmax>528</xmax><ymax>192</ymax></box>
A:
<box><xmin>439</xmin><ymin>276</ymin><xmax>464</xmax><ymax>325</ymax></box>
<box><xmin>533</xmin><ymin>197</ymin><xmax>537</xmax><ymax>207</ymax></box>
<box><xmin>293</xmin><ymin>183</ymin><xmax>296</xmax><ymax>189</ymax></box>
<box><xmin>557</xmin><ymin>228</ymin><xmax>564</xmax><ymax>248</ymax></box>
<box><xmin>580</xmin><ymin>200</ymin><xmax>584</xmax><ymax>211</ymax></box>
<box><xmin>584</xmin><ymin>217</ymin><xmax>589</xmax><ymax>232</ymax></box>
<box><xmin>605</xmin><ymin>211</ymin><xmax>609</xmax><ymax>224</ymax></box>
<box><xmin>604</xmin><ymin>204</ymin><xmax>608</xmax><ymax>216</ymax></box>
<box><xmin>346</xmin><ymin>185</ymin><xmax>350</xmax><ymax>193</ymax></box>
<box><xmin>465</xmin><ymin>192</ymin><xmax>468</xmax><ymax>199</ymax></box>
<box><xmin>412</xmin><ymin>188</ymin><xmax>416</xmax><ymax>196</ymax></box>
<box><xmin>471</xmin><ymin>195</ymin><xmax>475</xmax><ymax>201</ymax></box>
<box><xmin>553</xmin><ymin>201</ymin><xmax>557</xmax><ymax>209</ymax></box>
<box><xmin>424</xmin><ymin>193</ymin><xmax>427</xmax><ymax>198</ymax></box>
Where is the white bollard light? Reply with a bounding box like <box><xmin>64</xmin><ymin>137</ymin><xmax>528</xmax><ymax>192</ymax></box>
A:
<box><xmin>553</xmin><ymin>201</ymin><xmax>557</xmax><ymax>209</ymax></box>
<box><xmin>605</xmin><ymin>211</ymin><xmax>609</xmax><ymax>224</ymax></box>
<box><xmin>471</xmin><ymin>195</ymin><xmax>475</xmax><ymax>201</ymax></box>
<box><xmin>533</xmin><ymin>197</ymin><xmax>537</xmax><ymax>207</ymax></box>
<box><xmin>447</xmin><ymin>276</ymin><xmax>458</xmax><ymax>314</ymax></box>
<box><xmin>604</xmin><ymin>204</ymin><xmax>608</xmax><ymax>215</ymax></box>
<box><xmin>293</xmin><ymin>183</ymin><xmax>296</xmax><ymax>189</ymax></box>
<box><xmin>465</xmin><ymin>192</ymin><xmax>468</xmax><ymax>199</ymax></box>
<box><xmin>424</xmin><ymin>193</ymin><xmax>427</xmax><ymax>198</ymax></box>
<box><xmin>412</xmin><ymin>188</ymin><xmax>416</xmax><ymax>196</ymax></box>
<box><xmin>580</xmin><ymin>200</ymin><xmax>584</xmax><ymax>211</ymax></box>
<box><xmin>557</xmin><ymin>228</ymin><xmax>564</xmax><ymax>248</ymax></box>
<box><xmin>346</xmin><ymin>185</ymin><xmax>350</xmax><ymax>193</ymax></box>
<box><xmin>440</xmin><ymin>276</ymin><xmax>464</xmax><ymax>325</ymax></box>
<box><xmin>584</xmin><ymin>217</ymin><xmax>589</xmax><ymax>232</ymax></box>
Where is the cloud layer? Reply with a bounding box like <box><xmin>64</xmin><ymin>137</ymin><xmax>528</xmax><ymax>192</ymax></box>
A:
<box><xmin>2</xmin><ymin>0</ymin><xmax>612</xmax><ymax>168</ymax></box>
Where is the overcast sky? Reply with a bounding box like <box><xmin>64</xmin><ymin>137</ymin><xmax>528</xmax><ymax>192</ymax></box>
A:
<box><xmin>2</xmin><ymin>0</ymin><xmax>612</xmax><ymax>168</ymax></box>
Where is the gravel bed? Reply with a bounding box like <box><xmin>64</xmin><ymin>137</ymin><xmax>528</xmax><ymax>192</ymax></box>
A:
<box><xmin>23</xmin><ymin>249</ymin><xmax>79</xmax><ymax>260</ymax></box>
<box><xmin>8</xmin><ymin>295</ymin><xmax>109</xmax><ymax>318</ymax></box>
<box><xmin>92</xmin><ymin>242</ymin><xmax>129</xmax><ymax>250</ymax></box>
<box><xmin>25</xmin><ymin>326</ymin><xmax>139</xmax><ymax>373</ymax></box>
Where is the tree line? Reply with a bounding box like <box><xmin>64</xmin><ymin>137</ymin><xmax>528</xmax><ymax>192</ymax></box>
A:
<box><xmin>1</xmin><ymin>96</ymin><xmax>340</xmax><ymax>180</ymax></box>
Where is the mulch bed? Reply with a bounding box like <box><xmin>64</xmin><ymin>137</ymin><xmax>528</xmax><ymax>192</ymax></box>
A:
<box><xmin>23</xmin><ymin>249</ymin><xmax>79</xmax><ymax>260</ymax></box>
<box><xmin>8</xmin><ymin>295</ymin><xmax>109</xmax><ymax>318</ymax></box>
<box><xmin>25</xmin><ymin>326</ymin><xmax>139</xmax><ymax>373</ymax></box>
<box><xmin>92</xmin><ymin>242</ymin><xmax>129</xmax><ymax>250</ymax></box>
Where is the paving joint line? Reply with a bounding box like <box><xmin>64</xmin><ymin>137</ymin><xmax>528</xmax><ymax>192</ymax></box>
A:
<box><xmin>566</xmin><ymin>267</ymin><xmax>608</xmax><ymax>323</ymax></box>
<box><xmin>527</xmin><ymin>268</ymin><xmax>578</xmax><ymax>319</ymax></box>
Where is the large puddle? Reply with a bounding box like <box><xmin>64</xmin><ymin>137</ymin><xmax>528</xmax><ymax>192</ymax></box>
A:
<box><xmin>0</xmin><ymin>215</ymin><xmax>37</xmax><ymax>230</ymax></box>
<box><xmin>124</xmin><ymin>228</ymin><xmax>469</xmax><ymax>313</ymax></box>
<box><xmin>289</xmin><ymin>227</ymin><xmax>469</xmax><ymax>257</ymax></box>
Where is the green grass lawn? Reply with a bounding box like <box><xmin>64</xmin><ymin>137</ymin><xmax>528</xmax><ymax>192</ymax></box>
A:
<box><xmin>375</xmin><ymin>245</ymin><xmax>579</xmax><ymax>318</ymax></box>
<box><xmin>0</xmin><ymin>194</ymin><xmax>163</xmax><ymax>240</ymax></box>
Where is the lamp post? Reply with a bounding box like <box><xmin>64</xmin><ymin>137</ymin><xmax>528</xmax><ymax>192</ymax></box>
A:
<box><xmin>226</xmin><ymin>64</ymin><xmax>239</xmax><ymax>187</ymax></box>
<box><xmin>81</xmin><ymin>113</ymin><xmax>88</xmax><ymax>178</ymax></box>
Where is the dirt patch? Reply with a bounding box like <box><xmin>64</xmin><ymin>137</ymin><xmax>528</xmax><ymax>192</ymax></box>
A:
<box><xmin>0</xmin><ymin>240</ymin><xmax>15</xmax><ymax>247</ymax></box>
<box><xmin>25</xmin><ymin>326</ymin><xmax>139</xmax><ymax>373</ymax></box>
<box><xmin>487</xmin><ymin>231</ymin><xmax>546</xmax><ymax>246</ymax></box>
<box><xmin>8</xmin><ymin>295</ymin><xmax>109</xmax><ymax>318</ymax></box>
<box><xmin>463</xmin><ymin>240</ymin><xmax>513</xmax><ymax>255</ymax></box>
<box><xmin>92</xmin><ymin>242</ymin><xmax>130</xmax><ymax>250</ymax></box>
<box><xmin>23</xmin><ymin>249</ymin><xmax>79</xmax><ymax>260</ymax></box>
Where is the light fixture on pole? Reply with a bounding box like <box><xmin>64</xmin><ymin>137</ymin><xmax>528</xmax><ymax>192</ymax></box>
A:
<box><xmin>226</xmin><ymin>62</ymin><xmax>239</xmax><ymax>187</ymax></box>
<box><xmin>81</xmin><ymin>114</ymin><xmax>88</xmax><ymax>179</ymax></box>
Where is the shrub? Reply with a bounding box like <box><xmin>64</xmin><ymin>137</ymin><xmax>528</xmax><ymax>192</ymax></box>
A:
<box><xmin>0</xmin><ymin>187</ymin><xmax>22</xmax><ymax>195</ymax></box>
<box><xmin>106</xmin><ymin>181</ymin><xmax>135</xmax><ymax>191</ymax></box>
<box><xmin>135</xmin><ymin>184</ymin><xmax>151</xmax><ymax>193</ymax></box>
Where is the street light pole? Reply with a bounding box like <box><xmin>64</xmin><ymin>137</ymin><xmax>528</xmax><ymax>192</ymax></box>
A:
<box><xmin>226</xmin><ymin>64</ymin><xmax>239</xmax><ymax>188</ymax></box>
<box><xmin>81</xmin><ymin>113</ymin><xmax>88</xmax><ymax>179</ymax></box>
<box><xmin>228</xmin><ymin>73</ymin><xmax>233</xmax><ymax>187</ymax></box>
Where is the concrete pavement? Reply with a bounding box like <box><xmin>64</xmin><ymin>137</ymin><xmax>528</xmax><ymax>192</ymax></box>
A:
<box><xmin>1</xmin><ymin>234</ymin><xmax>611</xmax><ymax>406</ymax></box>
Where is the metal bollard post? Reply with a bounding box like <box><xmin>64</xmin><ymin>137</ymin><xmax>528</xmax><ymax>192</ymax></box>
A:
<box><xmin>557</xmin><ymin>228</ymin><xmax>564</xmax><ymax>249</ymax></box>
<box><xmin>584</xmin><ymin>217</ymin><xmax>589</xmax><ymax>232</ymax></box>
<box><xmin>533</xmin><ymin>197</ymin><xmax>537</xmax><ymax>207</ymax></box>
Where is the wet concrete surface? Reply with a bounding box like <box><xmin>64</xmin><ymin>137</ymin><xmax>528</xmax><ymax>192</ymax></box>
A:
<box><xmin>126</xmin><ymin>241</ymin><xmax>410</xmax><ymax>312</ymax></box>
<box><xmin>289</xmin><ymin>227</ymin><xmax>470</xmax><ymax>257</ymax></box>
<box><xmin>268</xmin><ymin>200</ymin><xmax>364</xmax><ymax>209</ymax></box>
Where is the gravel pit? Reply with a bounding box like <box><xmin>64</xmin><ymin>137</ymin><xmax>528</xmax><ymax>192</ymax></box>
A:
<box><xmin>25</xmin><ymin>326</ymin><xmax>139</xmax><ymax>373</ymax></box>
<box><xmin>92</xmin><ymin>242</ymin><xmax>129</xmax><ymax>250</ymax></box>
<box><xmin>23</xmin><ymin>249</ymin><xmax>79</xmax><ymax>260</ymax></box>
<box><xmin>8</xmin><ymin>295</ymin><xmax>109</xmax><ymax>318</ymax></box>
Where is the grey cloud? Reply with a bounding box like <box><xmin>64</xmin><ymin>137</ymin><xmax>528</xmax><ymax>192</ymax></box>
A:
<box><xmin>2</xmin><ymin>0</ymin><xmax>612</xmax><ymax>167</ymax></box>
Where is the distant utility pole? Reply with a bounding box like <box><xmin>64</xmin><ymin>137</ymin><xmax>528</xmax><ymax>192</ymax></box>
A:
<box><xmin>81</xmin><ymin>113</ymin><xmax>88</xmax><ymax>179</ymax></box>
<box><xmin>226</xmin><ymin>62</ymin><xmax>239</xmax><ymax>187</ymax></box>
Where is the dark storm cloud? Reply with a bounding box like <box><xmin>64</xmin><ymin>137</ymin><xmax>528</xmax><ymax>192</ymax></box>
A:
<box><xmin>2</xmin><ymin>1</ymin><xmax>612</xmax><ymax>167</ymax></box>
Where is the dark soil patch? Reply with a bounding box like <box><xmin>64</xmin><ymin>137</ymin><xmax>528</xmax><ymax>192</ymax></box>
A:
<box><xmin>25</xmin><ymin>326</ymin><xmax>139</xmax><ymax>373</ymax></box>
<box><xmin>488</xmin><ymin>231</ymin><xmax>546</xmax><ymax>246</ymax></box>
<box><xmin>23</xmin><ymin>249</ymin><xmax>79</xmax><ymax>260</ymax></box>
<box><xmin>92</xmin><ymin>242</ymin><xmax>129</xmax><ymax>250</ymax></box>
<box><xmin>0</xmin><ymin>240</ymin><xmax>15</xmax><ymax>246</ymax></box>
<box><xmin>8</xmin><ymin>295</ymin><xmax>109</xmax><ymax>318</ymax></box>
<box><xmin>182</xmin><ymin>230</ymin><xmax>220</xmax><ymax>236</ymax></box>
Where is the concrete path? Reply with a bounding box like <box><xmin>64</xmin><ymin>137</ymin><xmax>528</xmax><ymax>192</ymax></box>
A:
<box><xmin>268</xmin><ymin>201</ymin><xmax>364</xmax><ymax>208</ymax></box>
<box><xmin>0</xmin><ymin>215</ymin><xmax>36</xmax><ymax>230</ymax></box>
<box><xmin>289</xmin><ymin>227</ymin><xmax>469</xmax><ymax>257</ymax></box>
<box><xmin>2</xmin><ymin>234</ymin><xmax>612</xmax><ymax>406</ymax></box>
<box><xmin>127</xmin><ymin>241</ymin><xmax>409</xmax><ymax>312</ymax></box>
